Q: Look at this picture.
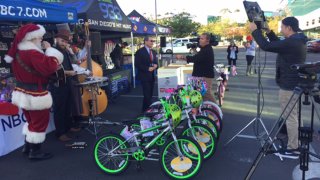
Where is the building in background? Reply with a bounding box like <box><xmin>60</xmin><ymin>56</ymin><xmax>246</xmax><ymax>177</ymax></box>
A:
<box><xmin>286</xmin><ymin>0</ymin><xmax>320</xmax><ymax>38</ymax></box>
<box><xmin>207</xmin><ymin>16</ymin><xmax>221</xmax><ymax>24</ymax></box>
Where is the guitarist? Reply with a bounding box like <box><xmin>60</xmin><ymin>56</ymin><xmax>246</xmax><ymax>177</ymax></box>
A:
<box><xmin>50</xmin><ymin>30</ymin><xmax>85</xmax><ymax>142</ymax></box>
<box><xmin>4</xmin><ymin>24</ymin><xmax>63</xmax><ymax>160</ymax></box>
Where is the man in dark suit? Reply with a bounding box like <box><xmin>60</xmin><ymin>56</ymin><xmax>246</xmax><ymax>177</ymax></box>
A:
<box><xmin>135</xmin><ymin>36</ymin><xmax>158</xmax><ymax>112</ymax></box>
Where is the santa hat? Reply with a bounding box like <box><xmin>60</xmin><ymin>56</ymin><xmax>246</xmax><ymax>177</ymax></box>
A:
<box><xmin>4</xmin><ymin>24</ymin><xmax>45</xmax><ymax>63</ymax></box>
<box><xmin>246</xmin><ymin>35</ymin><xmax>253</xmax><ymax>42</ymax></box>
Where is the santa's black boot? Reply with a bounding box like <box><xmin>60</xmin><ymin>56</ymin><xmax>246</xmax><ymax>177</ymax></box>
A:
<box><xmin>28</xmin><ymin>143</ymin><xmax>53</xmax><ymax>160</ymax></box>
<box><xmin>21</xmin><ymin>140</ymin><xmax>30</xmax><ymax>155</ymax></box>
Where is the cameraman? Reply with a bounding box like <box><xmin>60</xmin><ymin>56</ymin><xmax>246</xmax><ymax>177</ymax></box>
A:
<box><xmin>250</xmin><ymin>17</ymin><xmax>308</xmax><ymax>159</ymax></box>
<box><xmin>177</xmin><ymin>33</ymin><xmax>215</xmax><ymax>102</ymax></box>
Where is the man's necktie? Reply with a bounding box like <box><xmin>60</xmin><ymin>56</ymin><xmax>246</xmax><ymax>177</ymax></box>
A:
<box><xmin>149</xmin><ymin>50</ymin><xmax>153</xmax><ymax>62</ymax></box>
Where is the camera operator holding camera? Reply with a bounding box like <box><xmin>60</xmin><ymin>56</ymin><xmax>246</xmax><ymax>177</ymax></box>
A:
<box><xmin>177</xmin><ymin>33</ymin><xmax>215</xmax><ymax>103</ymax></box>
<box><xmin>249</xmin><ymin>17</ymin><xmax>308</xmax><ymax>159</ymax></box>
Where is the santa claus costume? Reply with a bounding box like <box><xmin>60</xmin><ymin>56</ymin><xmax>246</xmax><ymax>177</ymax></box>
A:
<box><xmin>4</xmin><ymin>24</ymin><xmax>63</xmax><ymax>160</ymax></box>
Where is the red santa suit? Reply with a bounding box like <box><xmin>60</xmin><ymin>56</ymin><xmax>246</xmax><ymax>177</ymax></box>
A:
<box><xmin>5</xmin><ymin>24</ymin><xmax>63</xmax><ymax>144</ymax></box>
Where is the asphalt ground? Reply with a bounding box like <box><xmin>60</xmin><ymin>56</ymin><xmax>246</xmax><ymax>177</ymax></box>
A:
<box><xmin>0</xmin><ymin>47</ymin><xmax>320</xmax><ymax>180</ymax></box>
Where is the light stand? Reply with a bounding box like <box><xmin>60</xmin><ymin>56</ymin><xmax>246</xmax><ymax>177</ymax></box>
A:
<box><xmin>254</xmin><ymin>47</ymin><xmax>258</xmax><ymax>74</ymax></box>
<box><xmin>224</xmin><ymin>49</ymin><xmax>283</xmax><ymax>161</ymax></box>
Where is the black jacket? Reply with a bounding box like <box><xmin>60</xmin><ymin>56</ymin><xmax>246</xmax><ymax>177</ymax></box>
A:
<box><xmin>186</xmin><ymin>44</ymin><xmax>215</xmax><ymax>78</ymax></box>
<box><xmin>110</xmin><ymin>44</ymin><xmax>123</xmax><ymax>68</ymax></box>
<box><xmin>252</xmin><ymin>29</ymin><xmax>308</xmax><ymax>90</ymax></box>
<box><xmin>135</xmin><ymin>47</ymin><xmax>158</xmax><ymax>82</ymax></box>
<box><xmin>227</xmin><ymin>45</ymin><xmax>239</xmax><ymax>60</ymax></box>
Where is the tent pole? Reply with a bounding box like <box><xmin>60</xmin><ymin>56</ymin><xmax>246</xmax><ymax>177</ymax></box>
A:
<box><xmin>131</xmin><ymin>31</ymin><xmax>135</xmax><ymax>88</ymax></box>
<box><xmin>155</xmin><ymin>0</ymin><xmax>159</xmax><ymax>65</ymax></box>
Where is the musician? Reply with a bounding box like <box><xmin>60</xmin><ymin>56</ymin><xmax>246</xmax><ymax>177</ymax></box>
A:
<box><xmin>50</xmin><ymin>30</ymin><xmax>83</xmax><ymax>142</ymax></box>
<box><xmin>135</xmin><ymin>36</ymin><xmax>158</xmax><ymax>112</ymax></box>
<box><xmin>4</xmin><ymin>24</ymin><xmax>63</xmax><ymax>160</ymax></box>
<box><xmin>110</xmin><ymin>41</ymin><xmax>128</xmax><ymax>69</ymax></box>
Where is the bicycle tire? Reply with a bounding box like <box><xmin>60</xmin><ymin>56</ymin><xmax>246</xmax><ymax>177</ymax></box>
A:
<box><xmin>160</xmin><ymin>136</ymin><xmax>203</xmax><ymax>179</ymax></box>
<box><xmin>218</xmin><ymin>83</ymin><xmax>223</xmax><ymax>106</ymax></box>
<box><xmin>201</xmin><ymin>100</ymin><xmax>223</xmax><ymax>119</ymax></box>
<box><xmin>93</xmin><ymin>133</ymin><xmax>130</xmax><ymax>175</ymax></box>
<box><xmin>200</xmin><ymin>108</ymin><xmax>223</xmax><ymax>133</ymax></box>
<box><xmin>192</xmin><ymin>115</ymin><xmax>220</xmax><ymax>140</ymax></box>
<box><xmin>182</xmin><ymin>123</ymin><xmax>217</xmax><ymax>160</ymax></box>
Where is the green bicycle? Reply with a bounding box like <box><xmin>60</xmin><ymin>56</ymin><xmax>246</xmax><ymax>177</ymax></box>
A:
<box><xmin>147</xmin><ymin>89</ymin><xmax>218</xmax><ymax>159</ymax></box>
<box><xmin>93</xmin><ymin>101</ymin><xmax>203</xmax><ymax>179</ymax></box>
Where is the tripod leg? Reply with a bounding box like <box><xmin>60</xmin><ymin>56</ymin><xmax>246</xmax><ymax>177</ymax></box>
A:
<box><xmin>244</xmin><ymin>88</ymin><xmax>304</xmax><ymax>179</ymax></box>
<box><xmin>258</xmin><ymin>118</ymin><xmax>284</xmax><ymax>161</ymax></box>
<box><xmin>245</xmin><ymin>141</ymin><xmax>272</xmax><ymax>180</ymax></box>
<box><xmin>224</xmin><ymin>118</ymin><xmax>257</xmax><ymax>146</ymax></box>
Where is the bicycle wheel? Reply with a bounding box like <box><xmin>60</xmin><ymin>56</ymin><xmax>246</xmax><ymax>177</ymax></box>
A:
<box><xmin>148</xmin><ymin>101</ymin><xmax>162</xmax><ymax>111</ymax></box>
<box><xmin>182</xmin><ymin>123</ymin><xmax>217</xmax><ymax>160</ymax></box>
<box><xmin>93</xmin><ymin>133</ymin><xmax>130</xmax><ymax>175</ymax></box>
<box><xmin>192</xmin><ymin>115</ymin><xmax>220</xmax><ymax>140</ymax></box>
<box><xmin>160</xmin><ymin>136</ymin><xmax>203</xmax><ymax>179</ymax></box>
<box><xmin>201</xmin><ymin>100</ymin><xmax>223</xmax><ymax>119</ymax></box>
<box><xmin>218</xmin><ymin>83</ymin><xmax>223</xmax><ymax>106</ymax></box>
<box><xmin>200</xmin><ymin>108</ymin><xmax>223</xmax><ymax>133</ymax></box>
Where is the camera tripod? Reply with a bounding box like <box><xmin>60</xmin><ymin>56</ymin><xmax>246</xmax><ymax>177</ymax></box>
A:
<box><xmin>224</xmin><ymin>49</ymin><xmax>283</xmax><ymax>160</ymax></box>
<box><xmin>245</xmin><ymin>85</ymin><xmax>320</xmax><ymax>180</ymax></box>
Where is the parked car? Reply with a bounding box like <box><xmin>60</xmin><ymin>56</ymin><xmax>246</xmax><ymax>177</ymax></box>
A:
<box><xmin>307</xmin><ymin>39</ymin><xmax>320</xmax><ymax>52</ymax></box>
<box><xmin>161</xmin><ymin>38</ymin><xmax>199</xmax><ymax>54</ymax></box>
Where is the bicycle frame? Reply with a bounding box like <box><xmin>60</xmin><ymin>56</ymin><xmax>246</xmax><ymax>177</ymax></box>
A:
<box><xmin>108</xmin><ymin>120</ymin><xmax>184</xmax><ymax>158</ymax></box>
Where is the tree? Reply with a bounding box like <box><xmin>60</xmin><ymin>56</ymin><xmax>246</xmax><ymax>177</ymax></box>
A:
<box><xmin>158</xmin><ymin>12</ymin><xmax>201</xmax><ymax>38</ymax></box>
<box><xmin>198</xmin><ymin>19</ymin><xmax>247</xmax><ymax>42</ymax></box>
<box><xmin>266</xmin><ymin>16</ymin><xmax>285</xmax><ymax>35</ymax></box>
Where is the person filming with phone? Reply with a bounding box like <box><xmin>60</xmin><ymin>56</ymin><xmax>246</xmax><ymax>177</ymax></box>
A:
<box><xmin>249</xmin><ymin>17</ymin><xmax>308</xmax><ymax>159</ymax></box>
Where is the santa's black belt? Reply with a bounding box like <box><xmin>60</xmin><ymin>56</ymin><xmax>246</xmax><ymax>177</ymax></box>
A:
<box><xmin>16</xmin><ymin>81</ymin><xmax>48</xmax><ymax>91</ymax></box>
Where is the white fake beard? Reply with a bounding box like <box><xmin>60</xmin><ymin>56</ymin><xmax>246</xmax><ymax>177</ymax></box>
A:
<box><xmin>35</xmin><ymin>41</ymin><xmax>42</xmax><ymax>49</ymax></box>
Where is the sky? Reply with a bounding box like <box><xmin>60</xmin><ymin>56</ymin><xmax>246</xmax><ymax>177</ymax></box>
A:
<box><xmin>116</xmin><ymin>0</ymin><xmax>284</xmax><ymax>24</ymax></box>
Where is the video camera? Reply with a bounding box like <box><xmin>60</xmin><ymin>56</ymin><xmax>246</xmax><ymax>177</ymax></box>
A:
<box><xmin>291</xmin><ymin>61</ymin><xmax>320</xmax><ymax>78</ymax></box>
<box><xmin>243</xmin><ymin>1</ymin><xmax>267</xmax><ymax>30</ymax></box>
<box><xmin>186</xmin><ymin>34</ymin><xmax>219</xmax><ymax>49</ymax></box>
<box><xmin>291</xmin><ymin>61</ymin><xmax>320</xmax><ymax>89</ymax></box>
<box><xmin>292</xmin><ymin>61</ymin><xmax>320</xmax><ymax>104</ymax></box>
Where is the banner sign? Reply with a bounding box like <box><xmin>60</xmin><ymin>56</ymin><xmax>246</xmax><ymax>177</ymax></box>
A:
<box><xmin>0</xmin><ymin>0</ymin><xmax>77</xmax><ymax>23</ymax></box>
<box><xmin>128</xmin><ymin>10</ymin><xmax>171</xmax><ymax>35</ymax></box>
<box><xmin>131</xmin><ymin>22</ymin><xmax>157</xmax><ymax>35</ymax></box>
<box><xmin>44</xmin><ymin>0</ymin><xmax>132</xmax><ymax>32</ymax></box>
<box><xmin>0</xmin><ymin>109</ymin><xmax>55</xmax><ymax>156</ymax></box>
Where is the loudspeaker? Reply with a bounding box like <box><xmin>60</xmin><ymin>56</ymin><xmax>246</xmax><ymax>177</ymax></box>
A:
<box><xmin>90</xmin><ymin>32</ymin><xmax>102</xmax><ymax>55</ymax></box>
<box><xmin>160</xmin><ymin>36</ymin><xmax>166</xmax><ymax>47</ymax></box>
